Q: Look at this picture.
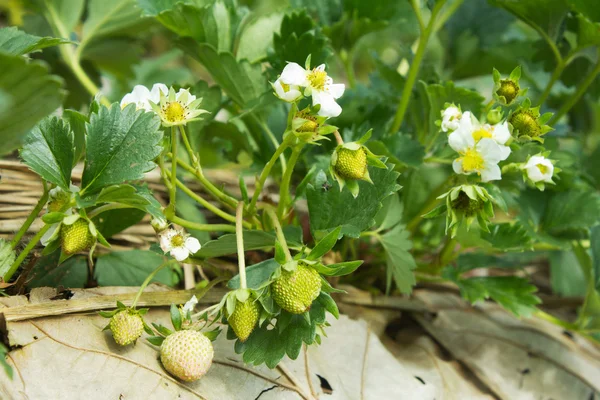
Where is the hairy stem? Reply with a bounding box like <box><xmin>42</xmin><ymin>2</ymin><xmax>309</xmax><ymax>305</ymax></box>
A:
<box><xmin>538</xmin><ymin>62</ymin><xmax>565</xmax><ymax>106</ymax></box>
<box><xmin>265</xmin><ymin>207</ymin><xmax>292</xmax><ymax>262</ymax></box>
<box><xmin>169</xmin><ymin>127</ymin><xmax>178</xmax><ymax>208</ymax></box>
<box><xmin>388</xmin><ymin>0</ymin><xmax>447</xmax><ymax>136</ymax></box>
<box><xmin>236</xmin><ymin>202</ymin><xmax>247</xmax><ymax>290</ymax></box>
<box><xmin>248</xmin><ymin>138</ymin><xmax>290</xmax><ymax>214</ymax></box>
<box><xmin>550</xmin><ymin>59</ymin><xmax>600</xmax><ymax>126</ymax></box>
<box><xmin>168</xmin><ymin>214</ymin><xmax>236</xmax><ymax>233</ymax></box>
<box><xmin>131</xmin><ymin>260</ymin><xmax>177</xmax><ymax>308</ymax></box>
<box><xmin>4</xmin><ymin>224</ymin><xmax>51</xmax><ymax>282</ymax></box>
<box><xmin>277</xmin><ymin>145</ymin><xmax>304</xmax><ymax>219</ymax></box>
<box><xmin>10</xmin><ymin>182</ymin><xmax>48</xmax><ymax>249</ymax></box>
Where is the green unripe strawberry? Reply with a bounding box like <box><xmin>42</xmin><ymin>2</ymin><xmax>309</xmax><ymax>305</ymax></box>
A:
<box><xmin>109</xmin><ymin>310</ymin><xmax>144</xmax><ymax>346</ymax></box>
<box><xmin>60</xmin><ymin>219</ymin><xmax>95</xmax><ymax>255</ymax></box>
<box><xmin>496</xmin><ymin>79</ymin><xmax>519</xmax><ymax>105</ymax></box>
<box><xmin>160</xmin><ymin>330</ymin><xmax>214</xmax><ymax>382</ymax></box>
<box><xmin>334</xmin><ymin>147</ymin><xmax>367</xmax><ymax>180</ymax></box>
<box><xmin>227</xmin><ymin>300</ymin><xmax>259</xmax><ymax>342</ymax></box>
<box><xmin>272</xmin><ymin>264</ymin><xmax>322</xmax><ymax>314</ymax></box>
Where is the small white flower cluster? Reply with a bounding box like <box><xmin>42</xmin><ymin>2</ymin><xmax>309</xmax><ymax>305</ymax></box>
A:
<box><xmin>445</xmin><ymin>108</ymin><xmax>511</xmax><ymax>182</ymax></box>
<box><xmin>121</xmin><ymin>84</ymin><xmax>207</xmax><ymax>127</ymax></box>
<box><xmin>442</xmin><ymin>105</ymin><xmax>555</xmax><ymax>185</ymax></box>
<box><xmin>272</xmin><ymin>61</ymin><xmax>345</xmax><ymax>118</ymax></box>
<box><xmin>159</xmin><ymin>228</ymin><xmax>201</xmax><ymax>262</ymax></box>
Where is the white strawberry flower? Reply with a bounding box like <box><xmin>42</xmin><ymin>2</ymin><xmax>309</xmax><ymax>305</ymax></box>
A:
<box><xmin>182</xmin><ymin>295</ymin><xmax>198</xmax><ymax>314</ymax></box>
<box><xmin>523</xmin><ymin>155</ymin><xmax>554</xmax><ymax>183</ymax></box>
<box><xmin>159</xmin><ymin>228</ymin><xmax>201</xmax><ymax>261</ymax></box>
<box><xmin>441</xmin><ymin>105</ymin><xmax>463</xmax><ymax>132</ymax></box>
<box><xmin>279</xmin><ymin>62</ymin><xmax>345</xmax><ymax>118</ymax></box>
<box><xmin>121</xmin><ymin>83</ymin><xmax>168</xmax><ymax>111</ymax></box>
<box><xmin>150</xmin><ymin>87</ymin><xmax>209</xmax><ymax>127</ymax></box>
<box><xmin>272</xmin><ymin>77</ymin><xmax>303</xmax><ymax>102</ymax></box>
<box><xmin>449</xmin><ymin>123</ymin><xmax>511</xmax><ymax>182</ymax></box>
<box><xmin>455</xmin><ymin>111</ymin><xmax>511</xmax><ymax>145</ymax></box>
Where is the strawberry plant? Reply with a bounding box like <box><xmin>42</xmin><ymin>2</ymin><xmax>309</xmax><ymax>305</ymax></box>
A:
<box><xmin>1</xmin><ymin>0</ymin><xmax>600</xmax><ymax>394</ymax></box>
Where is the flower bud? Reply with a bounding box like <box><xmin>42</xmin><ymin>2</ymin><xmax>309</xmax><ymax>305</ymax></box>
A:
<box><xmin>151</xmin><ymin>217</ymin><xmax>169</xmax><ymax>233</ymax></box>
<box><xmin>495</xmin><ymin>79</ymin><xmax>519</xmax><ymax>105</ymax></box>
<box><xmin>510</xmin><ymin>109</ymin><xmax>541</xmax><ymax>138</ymax></box>
<box><xmin>486</xmin><ymin>107</ymin><xmax>503</xmax><ymax>125</ymax></box>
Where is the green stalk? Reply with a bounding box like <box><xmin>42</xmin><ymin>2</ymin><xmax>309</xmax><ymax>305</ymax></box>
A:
<box><xmin>167</xmin><ymin>171</ymin><xmax>251</xmax><ymax>229</ymax></box>
<box><xmin>537</xmin><ymin>62</ymin><xmax>565</xmax><ymax>106</ymax></box>
<box><xmin>388</xmin><ymin>0</ymin><xmax>446</xmax><ymax>136</ymax></box>
<box><xmin>168</xmin><ymin>214</ymin><xmax>236</xmax><ymax>233</ymax></box>
<box><xmin>131</xmin><ymin>260</ymin><xmax>177</xmax><ymax>308</ymax></box>
<box><xmin>277</xmin><ymin>144</ymin><xmax>304</xmax><ymax>219</ymax></box>
<box><xmin>45</xmin><ymin>4</ymin><xmax>110</xmax><ymax>107</ymax></box>
<box><xmin>169</xmin><ymin>126</ymin><xmax>178</xmax><ymax>208</ymax></box>
<box><xmin>236</xmin><ymin>202</ymin><xmax>247</xmax><ymax>289</ymax></box>
<box><xmin>171</xmin><ymin>155</ymin><xmax>238</xmax><ymax>209</ymax></box>
<box><xmin>252</xmin><ymin>115</ymin><xmax>287</xmax><ymax>171</ymax></box>
<box><xmin>550</xmin><ymin>59</ymin><xmax>600</xmax><ymax>126</ymax></box>
<box><xmin>248</xmin><ymin>138</ymin><xmax>290</xmax><ymax>214</ymax></box>
<box><xmin>10</xmin><ymin>183</ymin><xmax>49</xmax><ymax>249</ymax></box>
<box><xmin>178</xmin><ymin>125</ymin><xmax>202</xmax><ymax>174</ymax></box>
<box><xmin>265</xmin><ymin>207</ymin><xmax>292</xmax><ymax>262</ymax></box>
<box><xmin>4</xmin><ymin>225</ymin><xmax>51</xmax><ymax>282</ymax></box>
<box><xmin>572</xmin><ymin>241</ymin><xmax>600</xmax><ymax>328</ymax></box>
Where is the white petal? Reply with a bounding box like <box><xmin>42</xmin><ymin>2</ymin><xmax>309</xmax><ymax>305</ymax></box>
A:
<box><xmin>481</xmin><ymin>162</ymin><xmax>502</xmax><ymax>182</ymax></box>
<box><xmin>273</xmin><ymin>78</ymin><xmax>302</xmax><ymax>102</ymax></box>
<box><xmin>526</xmin><ymin>165</ymin><xmax>544</xmax><ymax>182</ymax></box>
<box><xmin>159</xmin><ymin>229</ymin><xmax>176</xmax><ymax>252</ymax></box>
<box><xmin>326</xmin><ymin>83</ymin><xmax>345</xmax><ymax>99</ymax></box>
<box><xmin>442</xmin><ymin>106</ymin><xmax>461</xmax><ymax>119</ymax></box>
<box><xmin>525</xmin><ymin>155</ymin><xmax>545</xmax><ymax>168</ymax></box>
<box><xmin>177</xmin><ymin>88</ymin><xmax>196</xmax><ymax>105</ymax></box>
<box><xmin>170</xmin><ymin>246</ymin><xmax>190</xmax><ymax>261</ymax></box>
<box><xmin>452</xmin><ymin>159</ymin><xmax>466</xmax><ymax>175</ymax></box>
<box><xmin>448</xmin><ymin>126</ymin><xmax>474</xmax><ymax>153</ymax></box>
<box><xmin>149</xmin><ymin>83</ymin><xmax>168</xmax><ymax>103</ymax></box>
<box><xmin>184</xmin><ymin>237</ymin><xmax>201</xmax><ymax>254</ymax></box>
<box><xmin>121</xmin><ymin>85</ymin><xmax>151</xmax><ymax>110</ymax></box>
<box><xmin>182</xmin><ymin>295</ymin><xmax>198</xmax><ymax>313</ymax></box>
<box><xmin>280</xmin><ymin>63</ymin><xmax>309</xmax><ymax>86</ymax></box>
<box><xmin>477</xmin><ymin>139</ymin><xmax>510</xmax><ymax>163</ymax></box>
<box><xmin>491</xmin><ymin>121</ymin><xmax>511</xmax><ymax>145</ymax></box>
<box><xmin>313</xmin><ymin>90</ymin><xmax>342</xmax><ymax>118</ymax></box>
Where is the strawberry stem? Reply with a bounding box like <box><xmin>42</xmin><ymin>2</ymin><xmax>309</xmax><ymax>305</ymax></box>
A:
<box><xmin>266</xmin><ymin>207</ymin><xmax>292</xmax><ymax>262</ymax></box>
<box><xmin>236</xmin><ymin>202</ymin><xmax>247</xmax><ymax>290</ymax></box>
<box><xmin>333</xmin><ymin>130</ymin><xmax>344</xmax><ymax>145</ymax></box>
<box><xmin>132</xmin><ymin>259</ymin><xmax>178</xmax><ymax>309</ymax></box>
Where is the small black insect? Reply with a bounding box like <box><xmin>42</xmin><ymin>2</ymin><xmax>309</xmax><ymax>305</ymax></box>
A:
<box><xmin>321</xmin><ymin>181</ymin><xmax>332</xmax><ymax>191</ymax></box>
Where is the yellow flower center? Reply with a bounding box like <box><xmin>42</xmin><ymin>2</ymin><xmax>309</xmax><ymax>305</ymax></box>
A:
<box><xmin>537</xmin><ymin>164</ymin><xmax>549</xmax><ymax>174</ymax></box>
<box><xmin>281</xmin><ymin>82</ymin><xmax>291</xmax><ymax>92</ymax></box>
<box><xmin>171</xmin><ymin>234</ymin><xmax>185</xmax><ymax>247</ymax></box>
<box><xmin>164</xmin><ymin>102</ymin><xmax>186</xmax><ymax>122</ymax></box>
<box><xmin>472</xmin><ymin>128</ymin><xmax>492</xmax><ymax>142</ymax></box>
<box><xmin>307</xmin><ymin>69</ymin><xmax>327</xmax><ymax>90</ymax></box>
<box><xmin>461</xmin><ymin>148</ymin><xmax>484</xmax><ymax>173</ymax></box>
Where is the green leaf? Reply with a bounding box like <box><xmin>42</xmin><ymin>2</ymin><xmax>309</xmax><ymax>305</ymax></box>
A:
<box><xmin>227</xmin><ymin>259</ymin><xmax>279</xmax><ymax>290</ymax></box>
<box><xmin>379</xmin><ymin>224</ymin><xmax>417</xmax><ymax>294</ymax></box>
<box><xmin>81</xmin><ymin>104</ymin><xmax>162</xmax><ymax>195</ymax></box>
<box><xmin>445</xmin><ymin>267</ymin><xmax>541</xmax><ymax>317</ymax></box>
<box><xmin>549</xmin><ymin>250</ymin><xmax>587</xmax><ymax>297</ymax></box>
<box><xmin>45</xmin><ymin>0</ymin><xmax>86</xmax><ymax>34</ymax></box>
<box><xmin>81</xmin><ymin>0</ymin><xmax>146</xmax><ymax>45</ymax></box>
<box><xmin>62</xmin><ymin>110</ymin><xmax>88</xmax><ymax>165</ymax></box>
<box><xmin>170</xmin><ymin>304</ymin><xmax>182</xmax><ymax>331</ymax></box>
<box><xmin>569</xmin><ymin>0</ymin><xmax>600</xmax><ymax>22</ymax></box>
<box><xmin>490</xmin><ymin>0</ymin><xmax>569</xmax><ymax>42</ymax></box>
<box><xmin>367</xmin><ymin>134</ymin><xmax>425</xmax><ymax>168</ymax></box>
<box><xmin>269</xmin><ymin>10</ymin><xmax>333</xmax><ymax>72</ymax></box>
<box><xmin>92</xmin><ymin>208</ymin><xmax>146</xmax><ymax>238</ymax></box>
<box><xmin>307</xmin><ymin>167</ymin><xmax>401</xmax><ymax>238</ymax></box>
<box><xmin>96</xmin><ymin>184</ymin><xmax>151</xmax><ymax>206</ymax></box>
<box><xmin>94</xmin><ymin>250</ymin><xmax>176</xmax><ymax>286</ymax></box>
<box><xmin>28</xmin><ymin>253</ymin><xmax>88</xmax><ymax>289</ymax></box>
<box><xmin>374</xmin><ymin>193</ymin><xmax>403</xmax><ymax>232</ymax></box>
<box><xmin>236</xmin><ymin>12</ymin><xmax>283</xmax><ymax>63</ymax></box>
<box><xmin>178</xmin><ymin>41</ymin><xmax>266</xmax><ymax>107</ymax></box>
<box><xmin>541</xmin><ymin>190</ymin><xmax>600</xmax><ymax>236</ymax></box>
<box><xmin>0</xmin><ymin>26</ymin><xmax>71</xmax><ymax>56</ymax></box>
<box><xmin>195</xmin><ymin>227</ymin><xmax>302</xmax><ymax>259</ymax></box>
<box><xmin>313</xmin><ymin>260</ymin><xmax>363</xmax><ymax>277</ymax></box>
<box><xmin>0</xmin><ymin>53</ymin><xmax>65</xmax><ymax>155</ymax></box>
<box><xmin>307</xmin><ymin>226</ymin><xmax>341</xmax><ymax>260</ymax></box>
<box><xmin>0</xmin><ymin>239</ymin><xmax>16</xmax><ymax>280</ymax></box>
<box><xmin>0</xmin><ymin>343</ymin><xmax>13</xmax><ymax>379</ymax></box>
<box><xmin>481</xmin><ymin>222</ymin><xmax>533</xmax><ymax>251</ymax></box>
<box><xmin>235</xmin><ymin>297</ymin><xmax>327</xmax><ymax>368</ymax></box>
<box><xmin>20</xmin><ymin>116</ymin><xmax>74</xmax><ymax>190</ymax></box>
<box><xmin>592</xmin><ymin>225</ymin><xmax>600</xmax><ymax>289</ymax></box>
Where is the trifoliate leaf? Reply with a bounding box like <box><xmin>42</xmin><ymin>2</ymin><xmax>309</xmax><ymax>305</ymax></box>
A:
<box><xmin>80</xmin><ymin>103</ymin><xmax>162</xmax><ymax>195</ymax></box>
<box><xmin>21</xmin><ymin>117</ymin><xmax>74</xmax><ymax>190</ymax></box>
<box><xmin>228</xmin><ymin>259</ymin><xmax>279</xmax><ymax>290</ymax></box>
<box><xmin>541</xmin><ymin>190</ymin><xmax>600</xmax><ymax>236</ymax></box>
<box><xmin>380</xmin><ymin>224</ymin><xmax>417</xmax><ymax>294</ymax></box>
<box><xmin>481</xmin><ymin>222</ymin><xmax>533</xmax><ymax>251</ymax></box>
<box><xmin>307</xmin><ymin>166</ymin><xmax>401</xmax><ymax>238</ymax></box>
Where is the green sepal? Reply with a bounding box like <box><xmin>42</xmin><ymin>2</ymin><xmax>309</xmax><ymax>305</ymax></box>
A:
<box><xmin>146</xmin><ymin>336</ymin><xmax>165</xmax><ymax>346</ymax></box>
<box><xmin>98</xmin><ymin>309</ymin><xmax>118</xmax><ymax>318</ymax></box>
<box><xmin>42</xmin><ymin>212</ymin><xmax>66</xmax><ymax>224</ymax></box>
<box><xmin>170</xmin><ymin>304</ymin><xmax>182</xmax><ymax>331</ymax></box>
<box><xmin>151</xmin><ymin>323</ymin><xmax>172</xmax><ymax>337</ymax></box>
